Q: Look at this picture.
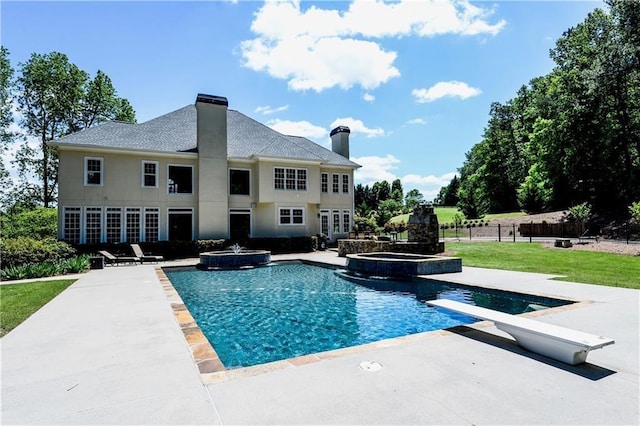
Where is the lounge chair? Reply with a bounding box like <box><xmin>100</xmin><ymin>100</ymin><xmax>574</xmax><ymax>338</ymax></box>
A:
<box><xmin>98</xmin><ymin>250</ymin><xmax>140</xmax><ymax>266</ymax></box>
<box><xmin>130</xmin><ymin>244</ymin><xmax>164</xmax><ymax>263</ymax></box>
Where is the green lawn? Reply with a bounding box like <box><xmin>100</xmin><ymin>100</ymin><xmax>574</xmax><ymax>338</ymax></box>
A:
<box><xmin>447</xmin><ymin>242</ymin><xmax>640</xmax><ymax>289</ymax></box>
<box><xmin>0</xmin><ymin>279</ymin><xmax>76</xmax><ymax>337</ymax></box>
<box><xmin>391</xmin><ymin>207</ymin><xmax>526</xmax><ymax>224</ymax></box>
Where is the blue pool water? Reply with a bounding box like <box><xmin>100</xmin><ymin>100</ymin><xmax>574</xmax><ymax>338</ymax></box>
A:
<box><xmin>165</xmin><ymin>262</ymin><xmax>571</xmax><ymax>369</ymax></box>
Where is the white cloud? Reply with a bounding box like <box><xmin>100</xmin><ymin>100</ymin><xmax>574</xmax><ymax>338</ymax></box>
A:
<box><xmin>255</xmin><ymin>104</ymin><xmax>289</xmax><ymax>115</ymax></box>
<box><xmin>330</xmin><ymin>117</ymin><xmax>384</xmax><ymax>138</ymax></box>
<box><xmin>351</xmin><ymin>157</ymin><xmax>456</xmax><ymax>201</ymax></box>
<box><xmin>402</xmin><ymin>172</ymin><xmax>457</xmax><ymax>201</ymax></box>
<box><xmin>266</xmin><ymin>119</ymin><xmax>327</xmax><ymax>140</ymax></box>
<box><xmin>241</xmin><ymin>0</ymin><xmax>505</xmax><ymax>92</ymax></box>
<box><xmin>412</xmin><ymin>81</ymin><xmax>481</xmax><ymax>103</ymax></box>
<box><xmin>405</xmin><ymin>118</ymin><xmax>426</xmax><ymax>125</ymax></box>
<box><xmin>363</xmin><ymin>93</ymin><xmax>375</xmax><ymax>102</ymax></box>
<box><xmin>352</xmin><ymin>154</ymin><xmax>400</xmax><ymax>185</ymax></box>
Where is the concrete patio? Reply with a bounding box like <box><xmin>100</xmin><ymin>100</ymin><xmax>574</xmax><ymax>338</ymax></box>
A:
<box><xmin>1</xmin><ymin>251</ymin><xmax>638</xmax><ymax>425</ymax></box>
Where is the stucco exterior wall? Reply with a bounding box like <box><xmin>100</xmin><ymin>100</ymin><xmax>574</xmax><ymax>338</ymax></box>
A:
<box><xmin>57</xmin><ymin>149</ymin><xmax>198</xmax><ymax>241</ymax></box>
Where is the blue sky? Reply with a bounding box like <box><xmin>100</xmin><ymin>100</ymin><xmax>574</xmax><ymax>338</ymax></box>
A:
<box><xmin>2</xmin><ymin>0</ymin><xmax>600</xmax><ymax>200</ymax></box>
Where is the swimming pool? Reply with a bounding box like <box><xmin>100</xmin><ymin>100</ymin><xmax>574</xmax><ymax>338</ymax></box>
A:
<box><xmin>164</xmin><ymin>262</ymin><xmax>571</xmax><ymax>369</ymax></box>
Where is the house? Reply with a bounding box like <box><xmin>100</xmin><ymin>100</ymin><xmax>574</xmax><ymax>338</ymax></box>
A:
<box><xmin>49</xmin><ymin>94</ymin><xmax>360</xmax><ymax>244</ymax></box>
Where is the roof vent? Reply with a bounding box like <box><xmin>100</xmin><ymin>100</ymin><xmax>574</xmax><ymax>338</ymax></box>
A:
<box><xmin>195</xmin><ymin>94</ymin><xmax>228</xmax><ymax>107</ymax></box>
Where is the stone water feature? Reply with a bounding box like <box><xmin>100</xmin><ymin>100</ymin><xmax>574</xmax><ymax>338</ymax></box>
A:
<box><xmin>198</xmin><ymin>243</ymin><xmax>271</xmax><ymax>270</ymax></box>
<box><xmin>339</xmin><ymin>204</ymin><xmax>462</xmax><ymax>277</ymax></box>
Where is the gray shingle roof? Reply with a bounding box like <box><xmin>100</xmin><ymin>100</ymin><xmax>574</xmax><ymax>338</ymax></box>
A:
<box><xmin>51</xmin><ymin>105</ymin><xmax>360</xmax><ymax>168</ymax></box>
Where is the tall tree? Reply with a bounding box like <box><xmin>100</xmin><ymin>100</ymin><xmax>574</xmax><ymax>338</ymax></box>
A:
<box><xmin>0</xmin><ymin>47</ymin><xmax>16</xmax><ymax>209</ymax></box>
<box><xmin>390</xmin><ymin>178</ymin><xmax>403</xmax><ymax>204</ymax></box>
<box><xmin>371</xmin><ymin>180</ymin><xmax>390</xmax><ymax>209</ymax></box>
<box><xmin>15</xmin><ymin>52</ymin><xmax>136</xmax><ymax>207</ymax></box>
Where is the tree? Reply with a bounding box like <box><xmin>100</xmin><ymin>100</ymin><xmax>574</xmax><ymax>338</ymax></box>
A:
<box><xmin>434</xmin><ymin>175</ymin><xmax>460</xmax><ymax>206</ymax></box>
<box><xmin>517</xmin><ymin>163</ymin><xmax>552</xmax><ymax>213</ymax></box>
<box><xmin>14</xmin><ymin>51</ymin><xmax>136</xmax><ymax>207</ymax></box>
<box><xmin>0</xmin><ymin>47</ymin><xmax>16</xmax><ymax>210</ymax></box>
<box><xmin>404</xmin><ymin>188</ymin><xmax>424</xmax><ymax>211</ymax></box>
<box><xmin>371</xmin><ymin>180</ymin><xmax>390</xmax><ymax>209</ymax></box>
<box><xmin>457</xmin><ymin>174</ymin><xmax>488</xmax><ymax>219</ymax></box>
<box><xmin>569</xmin><ymin>202</ymin><xmax>592</xmax><ymax>235</ymax></box>
<box><xmin>376</xmin><ymin>198</ymin><xmax>403</xmax><ymax>227</ymax></box>
<box><xmin>391</xmin><ymin>178</ymin><xmax>403</xmax><ymax>204</ymax></box>
<box><xmin>453</xmin><ymin>2</ymin><xmax>640</xmax><ymax>217</ymax></box>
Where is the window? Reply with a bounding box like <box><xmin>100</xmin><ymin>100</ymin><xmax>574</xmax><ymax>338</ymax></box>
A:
<box><xmin>343</xmin><ymin>210</ymin><xmax>351</xmax><ymax>233</ymax></box>
<box><xmin>85</xmin><ymin>207</ymin><xmax>102</xmax><ymax>244</ymax></box>
<box><xmin>274</xmin><ymin>168</ymin><xmax>285</xmax><ymax>190</ymax></box>
<box><xmin>286</xmin><ymin>168</ymin><xmax>296</xmax><ymax>190</ymax></box>
<box><xmin>168</xmin><ymin>165</ymin><xmax>193</xmax><ymax>194</ymax></box>
<box><xmin>106</xmin><ymin>208</ymin><xmax>122</xmax><ymax>243</ymax></box>
<box><xmin>296</xmin><ymin>169</ymin><xmax>307</xmax><ymax>190</ymax></box>
<box><xmin>321</xmin><ymin>173</ymin><xmax>328</xmax><ymax>193</ymax></box>
<box><xmin>333</xmin><ymin>210</ymin><xmax>341</xmax><ymax>233</ymax></box>
<box><xmin>142</xmin><ymin>161</ymin><xmax>158</xmax><ymax>188</ymax></box>
<box><xmin>342</xmin><ymin>174</ymin><xmax>350</xmax><ymax>194</ymax></box>
<box><xmin>63</xmin><ymin>207</ymin><xmax>81</xmax><ymax>244</ymax></box>
<box><xmin>84</xmin><ymin>157</ymin><xmax>103</xmax><ymax>186</ymax></box>
<box><xmin>332</xmin><ymin>174</ymin><xmax>339</xmax><ymax>193</ymax></box>
<box><xmin>144</xmin><ymin>208</ymin><xmax>159</xmax><ymax>242</ymax></box>
<box><xmin>126</xmin><ymin>208</ymin><xmax>141</xmax><ymax>242</ymax></box>
<box><xmin>230</xmin><ymin>169</ymin><xmax>250</xmax><ymax>195</ymax></box>
<box><xmin>274</xmin><ymin>167</ymin><xmax>307</xmax><ymax>191</ymax></box>
<box><xmin>279</xmin><ymin>207</ymin><xmax>305</xmax><ymax>225</ymax></box>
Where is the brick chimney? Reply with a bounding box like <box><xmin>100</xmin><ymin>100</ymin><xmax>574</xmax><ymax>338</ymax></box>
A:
<box><xmin>330</xmin><ymin>126</ymin><xmax>350</xmax><ymax>159</ymax></box>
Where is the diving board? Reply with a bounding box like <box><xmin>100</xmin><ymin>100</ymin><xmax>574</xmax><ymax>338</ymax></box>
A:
<box><xmin>427</xmin><ymin>299</ymin><xmax>615</xmax><ymax>365</ymax></box>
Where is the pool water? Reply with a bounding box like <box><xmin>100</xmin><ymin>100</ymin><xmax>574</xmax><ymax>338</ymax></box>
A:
<box><xmin>165</xmin><ymin>263</ymin><xmax>571</xmax><ymax>369</ymax></box>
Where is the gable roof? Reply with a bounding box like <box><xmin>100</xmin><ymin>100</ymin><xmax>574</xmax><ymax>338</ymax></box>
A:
<box><xmin>51</xmin><ymin>105</ymin><xmax>359</xmax><ymax>168</ymax></box>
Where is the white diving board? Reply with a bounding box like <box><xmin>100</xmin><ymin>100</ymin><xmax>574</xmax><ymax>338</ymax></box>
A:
<box><xmin>427</xmin><ymin>299</ymin><xmax>615</xmax><ymax>365</ymax></box>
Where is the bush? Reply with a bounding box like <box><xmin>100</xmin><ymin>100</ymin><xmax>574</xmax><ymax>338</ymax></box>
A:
<box><xmin>0</xmin><ymin>255</ymin><xmax>89</xmax><ymax>281</ymax></box>
<box><xmin>1</xmin><ymin>237</ymin><xmax>76</xmax><ymax>269</ymax></box>
<box><xmin>0</xmin><ymin>206</ymin><xmax>57</xmax><ymax>240</ymax></box>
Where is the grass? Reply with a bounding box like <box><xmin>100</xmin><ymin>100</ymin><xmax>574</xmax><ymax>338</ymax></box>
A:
<box><xmin>447</xmin><ymin>242</ymin><xmax>640</xmax><ymax>289</ymax></box>
<box><xmin>0</xmin><ymin>279</ymin><xmax>76</xmax><ymax>337</ymax></box>
<box><xmin>390</xmin><ymin>207</ymin><xmax>526</xmax><ymax>224</ymax></box>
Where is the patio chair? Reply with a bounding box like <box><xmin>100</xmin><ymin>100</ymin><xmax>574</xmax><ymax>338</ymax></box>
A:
<box><xmin>130</xmin><ymin>244</ymin><xmax>164</xmax><ymax>263</ymax></box>
<box><xmin>98</xmin><ymin>250</ymin><xmax>140</xmax><ymax>266</ymax></box>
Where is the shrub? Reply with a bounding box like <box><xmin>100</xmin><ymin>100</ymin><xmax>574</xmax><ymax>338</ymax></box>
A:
<box><xmin>0</xmin><ymin>206</ymin><xmax>57</xmax><ymax>240</ymax></box>
<box><xmin>63</xmin><ymin>255</ymin><xmax>90</xmax><ymax>273</ymax></box>
<box><xmin>629</xmin><ymin>201</ymin><xmax>640</xmax><ymax>223</ymax></box>
<box><xmin>1</xmin><ymin>237</ymin><xmax>76</xmax><ymax>269</ymax></box>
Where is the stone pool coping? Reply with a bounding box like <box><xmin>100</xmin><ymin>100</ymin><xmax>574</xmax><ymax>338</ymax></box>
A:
<box><xmin>157</xmin><ymin>260</ymin><xmax>592</xmax><ymax>385</ymax></box>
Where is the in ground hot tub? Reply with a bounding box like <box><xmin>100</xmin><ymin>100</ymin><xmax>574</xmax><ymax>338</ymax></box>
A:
<box><xmin>345</xmin><ymin>252</ymin><xmax>461</xmax><ymax>278</ymax></box>
<box><xmin>198</xmin><ymin>250</ymin><xmax>271</xmax><ymax>270</ymax></box>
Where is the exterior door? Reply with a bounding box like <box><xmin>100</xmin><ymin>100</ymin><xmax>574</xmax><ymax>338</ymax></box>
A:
<box><xmin>320</xmin><ymin>210</ymin><xmax>330</xmax><ymax>240</ymax></box>
<box><xmin>168</xmin><ymin>212</ymin><xmax>193</xmax><ymax>241</ymax></box>
<box><xmin>230</xmin><ymin>212</ymin><xmax>251</xmax><ymax>243</ymax></box>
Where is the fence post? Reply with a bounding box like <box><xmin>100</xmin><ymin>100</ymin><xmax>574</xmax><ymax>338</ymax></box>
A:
<box><xmin>498</xmin><ymin>223</ymin><xmax>501</xmax><ymax>242</ymax></box>
<box><xmin>529</xmin><ymin>221</ymin><xmax>533</xmax><ymax>243</ymax></box>
<box><xmin>469</xmin><ymin>225</ymin><xmax>472</xmax><ymax>241</ymax></box>
<box><xmin>627</xmin><ymin>222</ymin><xmax>630</xmax><ymax>245</ymax></box>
